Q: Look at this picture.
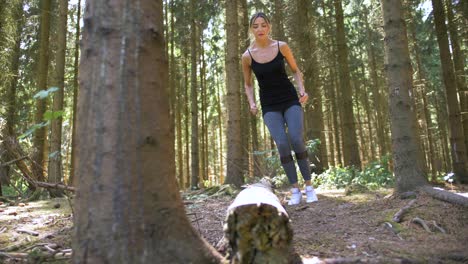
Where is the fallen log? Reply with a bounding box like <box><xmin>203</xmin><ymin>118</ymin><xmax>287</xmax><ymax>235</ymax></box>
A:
<box><xmin>224</xmin><ymin>180</ymin><xmax>298</xmax><ymax>264</ymax></box>
<box><xmin>420</xmin><ymin>186</ymin><xmax>468</xmax><ymax>207</ymax></box>
<box><xmin>33</xmin><ymin>181</ymin><xmax>75</xmax><ymax>192</ymax></box>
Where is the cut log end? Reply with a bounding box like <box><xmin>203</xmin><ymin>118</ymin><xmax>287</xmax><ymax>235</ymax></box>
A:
<box><xmin>225</xmin><ymin>203</ymin><xmax>293</xmax><ymax>264</ymax></box>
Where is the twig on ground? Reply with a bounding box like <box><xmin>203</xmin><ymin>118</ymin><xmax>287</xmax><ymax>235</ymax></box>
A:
<box><xmin>431</xmin><ymin>220</ymin><xmax>446</xmax><ymax>234</ymax></box>
<box><xmin>411</xmin><ymin>217</ymin><xmax>432</xmax><ymax>233</ymax></box>
<box><xmin>392</xmin><ymin>199</ymin><xmax>416</xmax><ymax>223</ymax></box>
<box><xmin>16</xmin><ymin>228</ymin><xmax>39</xmax><ymax>236</ymax></box>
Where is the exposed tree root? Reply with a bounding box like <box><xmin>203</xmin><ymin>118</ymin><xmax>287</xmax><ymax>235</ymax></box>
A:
<box><xmin>392</xmin><ymin>199</ymin><xmax>416</xmax><ymax>223</ymax></box>
<box><xmin>411</xmin><ymin>217</ymin><xmax>432</xmax><ymax>233</ymax></box>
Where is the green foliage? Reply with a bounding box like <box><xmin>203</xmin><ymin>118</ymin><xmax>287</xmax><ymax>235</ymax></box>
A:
<box><xmin>18</xmin><ymin>121</ymin><xmax>49</xmax><ymax>139</ymax></box>
<box><xmin>18</xmin><ymin>87</ymin><xmax>63</xmax><ymax>139</ymax></box>
<box><xmin>317</xmin><ymin>155</ymin><xmax>394</xmax><ymax>189</ymax></box>
<box><xmin>33</xmin><ymin>86</ymin><xmax>58</xmax><ymax>99</ymax></box>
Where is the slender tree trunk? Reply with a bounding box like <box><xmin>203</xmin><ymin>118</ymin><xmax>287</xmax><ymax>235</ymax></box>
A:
<box><xmin>190</xmin><ymin>0</ymin><xmax>199</xmax><ymax>189</ymax></box>
<box><xmin>360</xmin><ymin>62</ymin><xmax>376</xmax><ymax>159</ymax></box>
<box><xmin>72</xmin><ymin>1</ymin><xmax>223</xmax><ymax>262</ymax></box>
<box><xmin>334</xmin><ymin>0</ymin><xmax>361</xmax><ymax>168</ymax></box>
<box><xmin>48</xmin><ymin>0</ymin><xmax>68</xmax><ymax>197</ymax></box>
<box><xmin>32</xmin><ymin>0</ymin><xmax>52</xmax><ymax>183</ymax></box>
<box><xmin>431</xmin><ymin>0</ymin><xmax>468</xmax><ymax>183</ymax></box>
<box><xmin>297</xmin><ymin>0</ymin><xmax>326</xmax><ymax>173</ymax></box>
<box><xmin>272</xmin><ymin>0</ymin><xmax>286</xmax><ymax>41</ymax></box>
<box><xmin>380</xmin><ymin>0</ymin><xmax>428</xmax><ymax>192</ymax></box>
<box><xmin>183</xmin><ymin>48</ymin><xmax>190</xmax><ymax>189</ymax></box>
<box><xmin>225</xmin><ymin>0</ymin><xmax>243</xmax><ymax>187</ymax></box>
<box><xmin>216</xmin><ymin>80</ymin><xmax>225</xmax><ymax>183</ymax></box>
<box><xmin>239</xmin><ymin>0</ymin><xmax>250</xmax><ymax>178</ymax></box>
<box><xmin>364</xmin><ymin>10</ymin><xmax>387</xmax><ymax>158</ymax></box>
<box><xmin>446</xmin><ymin>0</ymin><xmax>468</xmax><ymax>155</ymax></box>
<box><xmin>69</xmin><ymin>0</ymin><xmax>81</xmax><ymax>186</ymax></box>
<box><xmin>0</xmin><ymin>0</ymin><xmax>24</xmax><ymax>193</ymax></box>
<box><xmin>406</xmin><ymin>4</ymin><xmax>438</xmax><ymax>180</ymax></box>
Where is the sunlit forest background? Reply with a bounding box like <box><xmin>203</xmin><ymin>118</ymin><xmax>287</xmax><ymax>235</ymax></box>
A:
<box><xmin>0</xmin><ymin>0</ymin><xmax>467</xmax><ymax>196</ymax></box>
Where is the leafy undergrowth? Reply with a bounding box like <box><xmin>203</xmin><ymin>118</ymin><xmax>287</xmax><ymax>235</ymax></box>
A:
<box><xmin>1</xmin><ymin>186</ymin><xmax>467</xmax><ymax>263</ymax></box>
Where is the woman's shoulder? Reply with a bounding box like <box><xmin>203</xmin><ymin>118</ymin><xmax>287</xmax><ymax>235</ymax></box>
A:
<box><xmin>277</xmin><ymin>40</ymin><xmax>290</xmax><ymax>49</ymax></box>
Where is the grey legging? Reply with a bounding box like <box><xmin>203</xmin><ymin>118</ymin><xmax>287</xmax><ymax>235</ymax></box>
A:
<box><xmin>263</xmin><ymin>105</ymin><xmax>311</xmax><ymax>184</ymax></box>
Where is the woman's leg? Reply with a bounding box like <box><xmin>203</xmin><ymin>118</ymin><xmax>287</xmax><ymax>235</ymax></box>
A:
<box><xmin>284</xmin><ymin>105</ymin><xmax>318</xmax><ymax>203</ymax></box>
<box><xmin>284</xmin><ymin>105</ymin><xmax>311</xmax><ymax>182</ymax></box>
<box><xmin>263</xmin><ymin>111</ymin><xmax>298</xmax><ymax>185</ymax></box>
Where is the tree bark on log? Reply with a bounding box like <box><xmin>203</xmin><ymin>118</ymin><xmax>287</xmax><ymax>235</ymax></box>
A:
<box><xmin>420</xmin><ymin>186</ymin><xmax>468</xmax><ymax>207</ymax></box>
<box><xmin>225</xmin><ymin>181</ymin><xmax>298</xmax><ymax>264</ymax></box>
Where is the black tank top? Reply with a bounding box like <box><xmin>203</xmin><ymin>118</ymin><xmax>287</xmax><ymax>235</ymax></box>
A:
<box><xmin>248</xmin><ymin>41</ymin><xmax>300</xmax><ymax>115</ymax></box>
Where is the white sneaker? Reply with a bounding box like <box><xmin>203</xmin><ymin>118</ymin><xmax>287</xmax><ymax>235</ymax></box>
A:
<box><xmin>305</xmin><ymin>186</ymin><xmax>318</xmax><ymax>203</ymax></box>
<box><xmin>288</xmin><ymin>188</ymin><xmax>302</xmax><ymax>205</ymax></box>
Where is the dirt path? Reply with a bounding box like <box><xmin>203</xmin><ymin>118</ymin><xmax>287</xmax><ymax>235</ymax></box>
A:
<box><xmin>1</xmin><ymin>188</ymin><xmax>467</xmax><ymax>263</ymax></box>
<box><xmin>187</xmin><ymin>188</ymin><xmax>468</xmax><ymax>263</ymax></box>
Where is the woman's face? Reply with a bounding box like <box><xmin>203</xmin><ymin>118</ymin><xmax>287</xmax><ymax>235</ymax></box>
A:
<box><xmin>251</xmin><ymin>17</ymin><xmax>270</xmax><ymax>40</ymax></box>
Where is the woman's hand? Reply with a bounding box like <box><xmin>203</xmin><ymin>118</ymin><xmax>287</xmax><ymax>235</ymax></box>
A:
<box><xmin>299</xmin><ymin>91</ymin><xmax>309</xmax><ymax>104</ymax></box>
<box><xmin>250</xmin><ymin>104</ymin><xmax>258</xmax><ymax>115</ymax></box>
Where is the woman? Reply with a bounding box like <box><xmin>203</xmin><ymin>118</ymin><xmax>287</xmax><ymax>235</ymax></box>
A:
<box><xmin>241</xmin><ymin>12</ymin><xmax>318</xmax><ymax>205</ymax></box>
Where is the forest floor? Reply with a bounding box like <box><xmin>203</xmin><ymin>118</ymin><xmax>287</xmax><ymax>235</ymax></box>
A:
<box><xmin>0</xmin><ymin>184</ymin><xmax>467</xmax><ymax>263</ymax></box>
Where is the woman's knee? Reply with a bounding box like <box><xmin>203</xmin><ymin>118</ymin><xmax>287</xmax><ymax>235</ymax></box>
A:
<box><xmin>276</xmin><ymin>140</ymin><xmax>291</xmax><ymax>156</ymax></box>
<box><xmin>290</xmin><ymin>137</ymin><xmax>305</xmax><ymax>151</ymax></box>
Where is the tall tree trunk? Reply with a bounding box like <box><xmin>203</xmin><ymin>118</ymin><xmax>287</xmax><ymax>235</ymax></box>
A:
<box><xmin>321</xmin><ymin>1</ymin><xmax>342</xmax><ymax>166</ymax></box>
<box><xmin>406</xmin><ymin>4</ymin><xmax>438</xmax><ymax>181</ymax></box>
<box><xmin>239</xmin><ymin>0</ymin><xmax>250</xmax><ymax>178</ymax></box>
<box><xmin>431</xmin><ymin>0</ymin><xmax>468</xmax><ymax>183</ymax></box>
<box><xmin>446</xmin><ymin>0</ymin><xmax>468</xmax><ymax>156</ymax></box>
<box><xmin>190</xmin><ymin>0</ymin><xmax>199</xmax><ymax>189</ymax></box>
<box><xmin>364</xmin><ymin>10</ymin><xmax>387</xmax><ymax>158</ymax></box>
<box><xmin>297</xmin><ymin>0</ymin><xmax>326</xmax><ymax>173</ymax></box>
<box><xmin>216</xmin><ymin>80</ymin><xmax>225</xmax><ymax>183</ymax></box>
<box><xmin>0</xmin><ymin>0</ymin><xmax>24</xmax><ymax>193</ymax></box>
<box><xmin>380</xmin><ymin>0</ymin><xmax>428</xmax><ymax>192</ymax></box>
<box><xmin>72</xmin><ymin>1</ymin><xmax>223</xmax><ymax>262</ymax></box>
<box><xmin>333</xmin><ymin>0</ymin><xmax>361</xmax><ymax>168</ymax></box>
<box><xmin>183</xmin><ymin>48</ymin><xmax>190</xmax><ymax>189</ymax></box>
<box><xmin>225</xmin><ymin>0</ymin><xmax>243</xmax><ymax>187</ymax></box>
<box><xmin>272</xmin><ymin>0</ymin><xmax>286</xmax><ymax>41</ymax></box>
<box><xmin>48</xmin><ymin>0</ymin><xmax>68</xmax><ymax>197</ymax></box>
<box><xmin>32</xmin><ymin>0</ymin><xmax>52</xmax><ymax>183</ymax></box>
<box><xmin>69</xmin><ymin>0</ymin><xmax>81</xmax><ymax>186</ymax></box>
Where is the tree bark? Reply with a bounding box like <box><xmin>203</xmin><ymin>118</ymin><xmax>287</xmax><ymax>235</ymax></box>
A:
<box><xmin>446</xmin><ymin>0</ymin><xmax>468</xmax><ymax>156</ymax></box>
<box><xmin>32</xmin><ymin>0</ymin><xmax>52</xmax><ymax>183</ymax></box>
<box><xmin>334</xmin><ymin>0</ymin><xmax>361</xmax><ymax>168</ymax></box>
<box><xmin>225</xmin><ymin>0</ymin><xmax>243</xmax><ymax>187</ymax></box>
<box><xmin>364</xmin><ymin>10</ymin><xmax>387</xmax><ymax>158</ymax></box>
<box><xmin>380</xmin><ymin>0</ymin><xmax>428</xmax><ymax>192</ymax></box>
<box><xmin>190</xmin><ymin>0</ymin><xmax>200</xmax><ymax>189</ymax></box>
<box><xmin>69</xmin><ymin>0</ymin><xmax>81</xmax><ymax>186</ymax></box>
<box><xmin>47</xmin><ymin>0</ymin><xmax>68</xmax><ymax>197</ymax></box>
<box><xmin>431</xmin><ymin>0</ymin><xmax>468</xmax><ymax>183</ymax></box>
<box><xmin>297</xmin><ymin>0</ymin><xmax>326</xmax><ymax>173</ymax></box>
<box><xmin>72</xmin><ymin>1</ymin><xmax>223</xmax><ymax>262</ymax></box>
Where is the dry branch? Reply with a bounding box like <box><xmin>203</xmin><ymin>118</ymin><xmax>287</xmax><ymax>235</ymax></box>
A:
<box><xmin>224</xmin><ymin>180</ymin><xmax>295</xmax><ymax>264</ymax></box>
<box><xmin>16</xmin><ymin>228</ymin><xmax>39</xmax><ymax>236</ymax></box>
<box><xmin>392</xmin><ymin>199</ymin><xmax>416</xmax><ymax>223</ymax></box>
